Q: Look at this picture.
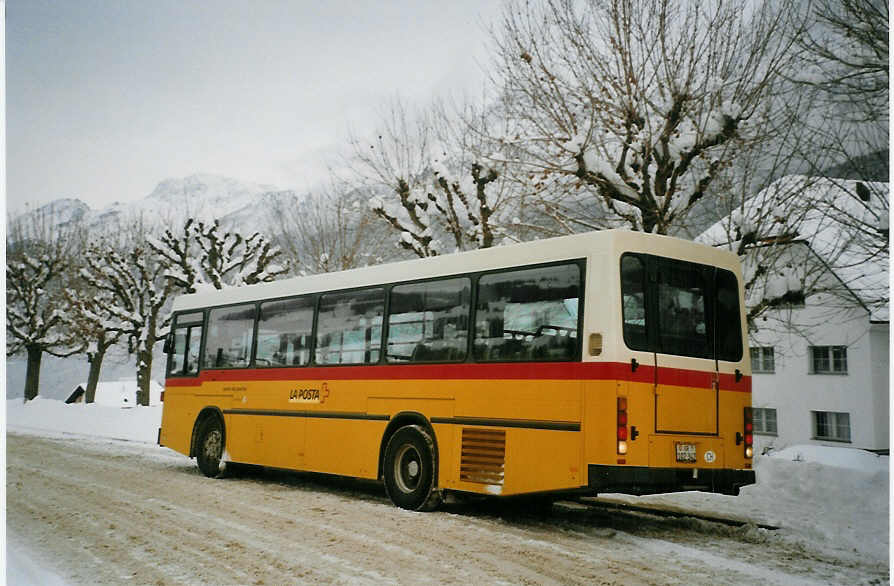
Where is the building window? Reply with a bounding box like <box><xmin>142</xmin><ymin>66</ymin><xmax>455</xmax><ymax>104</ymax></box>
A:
<box><xmin>753</xmin><ymin>408</ymin><xmax>778</xmax><ymax>435</ymax></box>
<box><xmin>812</xmin><ymin>411</ymin><xmax>851</xmax><ymax>442</ymax></box>
<box><xmin>750</xmin><ymin>347</ymin><xmax>775</xmax><ymax>373</ymax></box>
<box><xmin>809</xmin><ymin>345</ymin><xmax>848</xmax><ymax>374</ymax></box>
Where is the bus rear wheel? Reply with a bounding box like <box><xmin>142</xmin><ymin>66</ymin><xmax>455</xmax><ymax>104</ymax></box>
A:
<box><xmin>384</xmin><ymin>425</ymin><xmax>441</xmax><ymax>511</ymax></box>
<box><xmin>196</xmin><ymin>416</ymin><xmax>224</xmax><ymax>478</ymax></box>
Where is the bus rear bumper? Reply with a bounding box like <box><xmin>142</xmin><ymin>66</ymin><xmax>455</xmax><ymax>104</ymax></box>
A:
<box><xmin>587</xmin><ymin>464</ymin><xmax>755</xmax><ymax>496</ymax></box>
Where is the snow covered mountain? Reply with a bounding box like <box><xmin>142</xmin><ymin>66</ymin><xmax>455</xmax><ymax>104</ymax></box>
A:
<box><xmin>12</xmin><ymin>174</ymin><xmax>297</xmax><ymax>236</ymax></box>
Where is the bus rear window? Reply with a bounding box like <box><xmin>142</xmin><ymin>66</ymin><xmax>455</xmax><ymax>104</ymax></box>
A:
<box><xmin>474</xmin><ymin>263</ymin><xmax>580</xmax><ymax>362</ymax></box>
<box><xmin>620</xmin><ymin>254</ymin><xmax>743</xmax><ymax>362</ymax></box>
<box><xmin>656</xmin><ymin>261</ymin><xmax>709</xmax><ymax>359</ymax></box>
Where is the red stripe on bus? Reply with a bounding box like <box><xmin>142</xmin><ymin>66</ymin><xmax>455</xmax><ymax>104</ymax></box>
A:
<box><xmin>165</xmin><ymin>361</ymin><xmax>751</xmax><ymax>392</ymax></box>
<box><xmin>719</xmin><ymin>372</ymin><xmax>751</xmax><ymax>392</ymax></box>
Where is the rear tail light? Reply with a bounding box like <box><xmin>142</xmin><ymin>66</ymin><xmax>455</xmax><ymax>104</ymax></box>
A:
<box><xmin>744</xmin><ymin>407</ymin><xmax>754</xmax><ymax>458</ymax></box>
<box><xmin>617</xmin><ymin>397</ymin><xmax>628</xmax><ymax>455</ymax></box>
<box><xmin>160</xmin><ymin>391</ymin><xmax>165</xmax><ymax>403</ymax></box>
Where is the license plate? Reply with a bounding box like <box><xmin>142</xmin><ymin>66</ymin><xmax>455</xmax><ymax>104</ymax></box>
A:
<box><xmin>675</xmin><ymin>443</ymin><xmax>697</xmax><ymax>463</ymax></box>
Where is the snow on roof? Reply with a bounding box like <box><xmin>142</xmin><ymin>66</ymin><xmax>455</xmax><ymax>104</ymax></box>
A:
<box><xmin>699</xmin><ymin>176</ymin><xmax>889</xmax><ymax>321</ymax></box>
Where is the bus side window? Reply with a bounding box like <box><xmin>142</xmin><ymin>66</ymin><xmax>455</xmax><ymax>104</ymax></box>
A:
<box><xmin>473</xmin><ymin>263</ymin><xmax>580</xmax><ymax>362</ymax></box>
<box><xmin>185</xmin><ymin>326</ymin><xmax>202</xmax><ymax>374</ymax></box>
<box><xmin>204</xmin><ymin>304</ymin><xmax>256</xmax><ymax>369</ymax></box>
<box><xmin>256</xmin><ymin>297</ymin><xmax>315</xmax><ymax>367</ymax></box>
<box><xmin>386</xmin><ymin>277</ymin><xmax>470</xmax><ymax>363</ymax></box>
<box><xmin>169</xmin><ymin>329</ymin><xmax>187</xmax><ymax>375</ymax></box>
<box><xmin>169</xmin><ymin>311</ymin><xmax>204</xmax><ymax>377</ymax></box>
<box><xmin>316</xmin><ymin>288</ymin><xmax>384</xmax><ymax>365</ymax></box>
<box><xmin>620</xmin><ymin>255</ymin><xmax>649</xmax><ymax>351</ymax></box>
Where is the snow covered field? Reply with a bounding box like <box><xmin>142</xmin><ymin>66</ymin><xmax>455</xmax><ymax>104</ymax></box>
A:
<box><xmin>6</xmin><ymin>398</ymin><xmax>891</xmax><ymax>584</ymax></box>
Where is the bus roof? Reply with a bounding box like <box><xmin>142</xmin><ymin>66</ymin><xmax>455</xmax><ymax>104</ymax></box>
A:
<box><xmin>171</xmin><ymin>230</ymin><xmax>740</xmax><ymax>312</ymax></box>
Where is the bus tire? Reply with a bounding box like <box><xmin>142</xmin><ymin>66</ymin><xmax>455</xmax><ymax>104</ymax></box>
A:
<box><xmin>383</xmin><ymin>425</ymin><xmax>442</xmax><ymax>511</ymax></box>
<box><xmin>195</xmin><ymin>416</ymin><xmax>225</xmax><ymax>478</ymax></box>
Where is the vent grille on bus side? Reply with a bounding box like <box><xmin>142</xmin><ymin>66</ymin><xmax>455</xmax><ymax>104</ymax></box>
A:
<box><xmin>460</xmin><ymin>428</ymin><xmax>506</xmax><ymax>486</ymax></box>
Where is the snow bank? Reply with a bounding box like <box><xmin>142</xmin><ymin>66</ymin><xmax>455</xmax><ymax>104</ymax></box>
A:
<box><xmin>7</xmin><ymin>397</ymin><xmax>161</xmax><ymax>444</ymax></box>
<box><xmin>752</xmin><ymin>448</ymin><xmax>888</xmax><ymax>560</ymax></box>
<box><xmin>602</xmin><ymin>446</ymin><xmax>889</xmax><ymax>565</ymax></box>
<box><xmin>768</xmin><ymin>443</ymin><xmax>888</xmax><ymax>472</ymax></box>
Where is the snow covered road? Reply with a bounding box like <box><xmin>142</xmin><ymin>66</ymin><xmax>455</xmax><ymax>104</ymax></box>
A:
<box><xmin>7</xmin><ymin>433</ymin><xmax>888</xmax><ymax>585</ymax></box>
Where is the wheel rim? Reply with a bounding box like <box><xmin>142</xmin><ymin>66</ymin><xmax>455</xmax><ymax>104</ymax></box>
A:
<box><xmin>393</xmin><ymin>444</ymin><xmax>422</xmax><ymax>494</ymax></box>
<box><xmin>203</xmin><ymin>429</ymin><xmax>222</xmax><ymax>464</ymax></box>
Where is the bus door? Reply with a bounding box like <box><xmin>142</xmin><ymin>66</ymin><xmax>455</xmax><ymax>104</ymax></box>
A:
<box><xmin>248</xmin><ymin>296</ymin><xmax>316</xmax><ymax>469</ymax></box>
<box><xmin>651</xmin><ymin>259</ymin><xmax>718</xmax><ymax>436</ymax></box>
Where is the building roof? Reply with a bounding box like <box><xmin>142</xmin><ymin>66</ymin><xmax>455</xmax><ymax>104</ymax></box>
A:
<box><xmin>699</xmin><ymin>176</ymin><xmax>889</xmax><ymax>321</ymax></box>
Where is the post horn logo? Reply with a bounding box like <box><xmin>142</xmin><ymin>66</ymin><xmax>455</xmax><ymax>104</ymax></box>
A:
<box><xmin>288</xmin><ymin>382</ymin><xmax>330</xmax><ymax>404</ymax></box>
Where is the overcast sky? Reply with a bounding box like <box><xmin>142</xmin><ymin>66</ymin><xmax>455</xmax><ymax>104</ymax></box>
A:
<box><xmin>7</xmin><ymin>0</ymin><xmax>503</xmax><ymax>213</ymax></box>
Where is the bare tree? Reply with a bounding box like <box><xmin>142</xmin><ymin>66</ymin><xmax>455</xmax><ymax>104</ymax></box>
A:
<box><xmin>7</xmin><ymin>253</ymin><xmax>82</xmax><ymax>400</ymax></box>
<box><xmin>147</xmin><ymin>218</ymin><xmax>289</xmax><ymax>292</ymax></box>
<box><xmin>788</xmin><ymin>0</ymin><xmax>889</xmax><ymax>258</ymax></box>
<box><xmin>80</xmin><ymin>226</ymin><xmax>175</xmax><ymax>406</ymax></box>
<box><xmin>712</xmin><ymin>0</ymin><xmax>890</xmax><ymax>330</ymax></box>
<box><xmin>488</xmin><ymin>0</ymin><xmax>803</xmax><ymax>235</ymax></box>
<box><xmin>65</xmin><ymin>277</ymin><xmax>126</xmax><ymax>404</ymax></box>
<box><xmin>351</xmin><ymin>99</ymin><xmax>518</xmax><ymax>257</ymax></box>
<box><xmin>265</xmin><ymin>185</ymin><xmax>385</xmax><ymax>274</ymax></box>
<box><xmin>795</xmin><ymin>0</ymin><xmax>888</xmax><ymax>123</ymax></box>
<box><xmin>6</xmin><ymin>209</ymin><xmax>84</xmax><ymax>400</ymax></box>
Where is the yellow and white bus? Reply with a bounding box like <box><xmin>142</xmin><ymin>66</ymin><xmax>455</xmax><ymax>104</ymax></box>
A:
<box><xmin>160</xmin><ymin>230</ymin><xmax>755</xmax><ymax>510</ymax></box>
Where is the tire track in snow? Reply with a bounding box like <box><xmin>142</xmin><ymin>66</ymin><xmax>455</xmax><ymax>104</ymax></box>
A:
<box><xmin>7</xmin><ymin>434</ymin><xmax>887</xmax><ymax>585</ymax></box>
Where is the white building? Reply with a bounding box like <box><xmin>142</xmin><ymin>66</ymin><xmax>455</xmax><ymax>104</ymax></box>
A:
<box><xmin>701</xmin><ymin>177</ymin><xmax>889</xmax><ymax>454</ymax></box>
<box><xmin>745</xmin><ymin>240</ymin><xmax>888</xmax><ymax>453</ymax></box>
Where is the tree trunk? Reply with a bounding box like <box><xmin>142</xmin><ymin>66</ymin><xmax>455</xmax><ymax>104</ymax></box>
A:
<box><xmin>85</xmin><ymin>343</ymin><xmax>108</xmax><ymax>404</ymax></box>
<box><xmin>24</xmin><ymin>345</ymin><xmax>43</xmax><ymax>401</ymax></box>
<box><xmin>136</xmin><ymin>345</ymin><xmax>153</xmax><ymax>407</ymax></box>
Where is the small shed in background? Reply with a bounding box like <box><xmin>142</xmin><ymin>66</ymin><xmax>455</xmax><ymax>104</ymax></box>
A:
<box><xmin>65</xmin><ymin>380</ymin><xmax>163</xmax><ymax>407</ymax></box>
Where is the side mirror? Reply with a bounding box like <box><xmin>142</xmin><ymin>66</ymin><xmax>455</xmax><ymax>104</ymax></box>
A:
<box><xmin>162</xmin><ymin>332</ymin><xmax>174</xmax><ymax>354</ymax></box>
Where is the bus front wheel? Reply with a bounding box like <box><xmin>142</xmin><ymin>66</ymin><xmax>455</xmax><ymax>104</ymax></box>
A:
<box><xmin>196</xmin><ymin>416</ymin><xmax>224</xmax><ymax>478</ymax></box>
<box><xmin>383</xmin><ymin>425</ymin><xmax>442</xmax><ymax>511</ymax></box>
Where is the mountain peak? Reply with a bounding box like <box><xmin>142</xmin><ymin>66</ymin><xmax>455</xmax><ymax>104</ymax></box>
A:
<box><xmin>140</xmin><ymin>174</ymin><xmax>279</xmax><ymax>224</ymax></box>
<box><xmin>10</xmin><ymin>173</ymin><xmax>292</xmax><ymax>239</ymax></box>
